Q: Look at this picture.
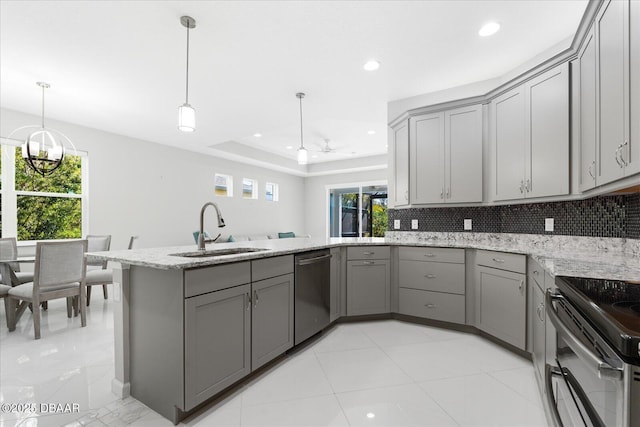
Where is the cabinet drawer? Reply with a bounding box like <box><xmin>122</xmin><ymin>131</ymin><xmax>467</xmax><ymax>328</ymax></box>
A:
<box><xmin>398</xmin><ymin>288</ymin><xmax>465</xmax><ymax>324</ymax></box>
<box><xmin>251</xmin><ymin>255</ymin><xmax>294</xmax><ymax>282</ymax></box>
<box><xmin>185</xmin><ymin>261</ymin><xmax>251</xmax><ymax>298</ymax></box>
<box><xmin>527</xmin><ymin>257</ymin><xmax>544</xmax><ymax>291</ymax></box>
<box><xmin>476</xmin><ymin>250</ymin><xmax>525</xmax><ymax>273</ymax></box>
<box><xmin>399</xmin><ymin>260</ymin><xmax>465</xmax><ymax>294</ymax></box>
<box><xmin>347</xmin><ymin>246</ymin><xmax>390</xmax><ymax>260</ymax></box>
<box><xmin>398</xmin><ymin>247</ymin><xmax>464</xmax><ymax>264</ymax></box>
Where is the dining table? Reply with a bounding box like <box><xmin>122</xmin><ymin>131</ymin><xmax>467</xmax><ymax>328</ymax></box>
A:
<box><xmin>0</xmin><ymin>257</ymin><xmax>42</xmax><ymax>326</ymax></box>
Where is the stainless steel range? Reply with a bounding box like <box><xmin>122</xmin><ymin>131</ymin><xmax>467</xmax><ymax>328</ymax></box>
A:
<box><xmin>546</xmin><ymin>276</ymin><xmax>640</xmax><ymax>427</ymax></box>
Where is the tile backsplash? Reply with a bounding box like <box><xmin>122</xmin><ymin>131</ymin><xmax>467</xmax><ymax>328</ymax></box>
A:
<box><xmin>388</xmin><ymin>193</ymin><xmax>640</xmax><ymax>239</ymax></box>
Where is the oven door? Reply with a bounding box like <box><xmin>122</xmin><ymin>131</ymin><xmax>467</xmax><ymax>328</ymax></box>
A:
<box><xmin>545</xmin><ymin>290</ymin><xmax>626</xmax><ymax>427</ymax></box>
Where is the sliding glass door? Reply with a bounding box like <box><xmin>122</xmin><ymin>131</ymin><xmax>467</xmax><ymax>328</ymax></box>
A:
<box><xmin>329</xmin><ymin>185</ymin><xmax>387</xmax><ymax>238</ymax></box>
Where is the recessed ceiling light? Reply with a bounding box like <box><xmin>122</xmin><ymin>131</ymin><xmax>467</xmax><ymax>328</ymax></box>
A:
<box><xmin>367</xmin><ymin>130</ymin><xmax>376</xmax><ymax>135</ymax></box>
<box><xmin>363</xmin><ymin>60</ymin><xmax>380</xmax><ymax>71</ymax></box>
<box><xmin>286</xmin><ymin>145</ymin><xmax>293</xmax><ymax>150</ymax></box>
<box><xmin>311</xmin><ymin>154</ymin><xmax>318</xmax><ymax>158</ymax></box>
<box><xmin>253</xmin><ymin>133</ymin><xmax>262</xmax><ymax>138</ymax></box>
<box><xmin>479</xmin><ymin>22</ymin><xmax>500</xmax><ymax>37</ymax></box>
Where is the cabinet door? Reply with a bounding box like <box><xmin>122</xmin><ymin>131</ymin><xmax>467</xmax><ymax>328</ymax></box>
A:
<box><xmin>251</xmin><ymin>274</ymin><xmax>294</xmax><ymax>370</ymax></box>
<box><xmin>526</xmin><ymin>63</ymin><xmax>569</xmax><ymax>198</ymax></box>
<box><xmin>411</xmin><ymin>112</ymin><xmax>444</xmax><ymax>204</ymax></box>
<box><xmin>597</xmin><ymin>0</ymin><xmax>630</xmax><ymax>185</ymax></box>
<box><xmin>629</xmin><ymin>0</ymin><xmax>640</xmax><ymax>177</ymax></box>
<box><xmin>576</xmin><ymin>27</ymin><xmax>598</xmax><ymax>191</ymax></box>
<box><xmin>391</xmin><ymin>120</ymin><xmax>410</xmax><ymax>207</ymax></box>
<box><xmin>531</xmin><ymin>281</ymin><xmax>545</xmax><ymax>389</ymax></box>
<box><xmin>329</xmin><ymin>247</ymin><xmax>341</xmax><ymax>322</ymax></box>
<box><xmin>184</xmin><ymin>284</ymin><xmax>251</xmax><ymax>410</ymax></box>
<box><xmin>446</xmin><ymin>105</ymin><xmax>483</xmax><ymax>203</ymax></box>
<box><xmin>347</xmin><ymin>260</ymin><xmax>390</xmax><ymax>316</ymax></box>
<box><xmin>493</xmin><ymin>87</ymin><xmax>526</xmax><ymax>201</ymax></box>
<box><xmin>476</xmin><ymin>266</ymin><xmax>526</xmax><ymax>350</ymax></box>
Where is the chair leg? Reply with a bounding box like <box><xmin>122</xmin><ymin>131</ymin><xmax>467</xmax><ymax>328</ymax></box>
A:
<box><xmin>3</xmin><ymin>297</ymin><xmax>10</xmax><ymax>327</ymax></box>
<box><xmin>102</xmin><ymin>284</ymin><xmax>108</xmax><ymax>300</ymax></box>
<box><xmin>33</xmin><ymin>296</ymin><xmax>41</xmax><ymax>340</ymax></box>
<box><xmin>6</xmin><ymin>297</ymin><xmax>16</xmax><ymax>331</ymax></box>
<box><xmin>79</xmin><ymin>285</ymin><xmax>87</xmax><ymax>328</ymax></box>
<box><xmin>66</xmin><ymin>297</ymin><xmax>73</xmax><ymax>318</ymax></box>
<box><xmin>86</xmin><ymin>285</ymin><xmax>92</xmax><ymax>307</ymax></box>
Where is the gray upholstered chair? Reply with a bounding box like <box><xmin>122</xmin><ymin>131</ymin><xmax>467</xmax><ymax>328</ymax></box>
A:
<box><xmin>85</xmin><ymin>235</ymin><xmax>112</xmax><ymax>306</ymax></box>
<box><xmin>0</xmin><ymin>284</ymin><xmax>12</xmax><ymax>326</ymax></box>
<box><xmin>7</xmin><ymin>240</ymin><xmax>88</xmax><ymax>339</ymax></box>
<box><xmin>0</xmin><ymin>237</ymin><xmax>34</xmax><ymax>285</ymax></box>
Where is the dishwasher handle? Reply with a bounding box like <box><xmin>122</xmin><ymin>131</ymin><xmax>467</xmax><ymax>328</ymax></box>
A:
<box><xmin>295</xmin><ymin>253</ymin><xmax>332</xmax><ymax>266</ymax></box>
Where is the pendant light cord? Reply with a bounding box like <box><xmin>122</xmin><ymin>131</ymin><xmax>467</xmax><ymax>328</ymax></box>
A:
<box><xmin>185</xmin><ymin>19</ymin><xmax>190</xmax><ymax>104</ymax></box>
<box><xmin>298</xmin><ymin>94</ymin><xmax>304</xmax><ymax>149</ymax></box>
<box><xmin>41</xmin><ymin>83</ymin><xmax>45</xmax><ymax>129</ymax></box>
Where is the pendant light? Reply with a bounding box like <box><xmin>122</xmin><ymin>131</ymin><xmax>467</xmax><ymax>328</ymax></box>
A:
<box><xmin>296</xmin><ymin>92</ymin><xmax>308</xmax><ymax>165</ymax></box>
<box><xmin>9</xmin><ymin>81</ymin><xmax>75</xmax><ymax>177</ymax></box>
<box><xmin>178</xmin><ymin>16</ymin><xmax>196</xmax><ymax>132</ymax></box>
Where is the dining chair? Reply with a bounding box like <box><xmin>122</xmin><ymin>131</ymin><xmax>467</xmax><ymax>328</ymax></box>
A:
<box><xmin>85</xmin><ymin>235</ymin><xmax>138</xmax><ymax>306</ymax></box>
<box><xmin>7</xmin><ymin>240</ymin><xmax>88</xmax><ymax>339</ymax></box>
<box><xmin>0</xmin><ymin>237</ymin><xmax>34</xmax><ymax>285</ymax></box>
<box><xmin>0</xmin><ymin>284</ymin><xmax>12</xmax><ymax>326</ymax></box>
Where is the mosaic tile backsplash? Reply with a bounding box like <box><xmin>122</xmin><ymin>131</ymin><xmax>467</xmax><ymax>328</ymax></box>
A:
<box><xmin>388</xmin><ymin>193</ymin><xmax>640</xmax><ymax>239</ymax></box>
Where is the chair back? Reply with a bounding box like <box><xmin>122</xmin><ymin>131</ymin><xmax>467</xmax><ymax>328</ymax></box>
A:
<box><xmin>86</xmin><ymin>235</ymin><xmax>111</xmax><ymax>267</ymax></box>
<box><xmin>0</xmin><ymin>237</ymin><xmax>20</xmax><ymax>272</ymax></box>
<box><xmin>34</xmin><ymin>240</ymin><xmax>87</xmax><ymax>291</ymax></box>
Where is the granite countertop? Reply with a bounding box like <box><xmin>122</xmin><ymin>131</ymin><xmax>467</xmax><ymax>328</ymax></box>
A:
<box><xmin>87</xmin><ymin>233</ymin><xmax>640</xmax><ymax>282</ymax></box>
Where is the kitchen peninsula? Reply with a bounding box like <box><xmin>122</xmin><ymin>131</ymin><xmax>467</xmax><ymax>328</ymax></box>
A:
<box><xmin>89</xmin><ymin>233</ymin><xmax>640</xmax><ymax>424</ymax></box>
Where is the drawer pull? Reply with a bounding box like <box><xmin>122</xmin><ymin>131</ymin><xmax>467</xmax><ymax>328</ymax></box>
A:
<box><xmin>425</xmin><ymin>303</ymin><xmax>436</xmax><ymax>308</ymax></box>
<box><xmin>245</xmin><ymin>293</ymin><xmax>251</xmax><ymax>311</ymax></box>
<box><xmin>425</xmin><ymin>274</ymin><xmax>437</xmax><ymax>279</ymax></box>
<box><xmin>424</xmin><ymin>253</ymin><xmax>436</xmax><ymax>258</ymax></box>
<box><xmin>533</xmin><ymin>270</ymin><xmax>539</xmax><ymax>276</ymax></box>
<box><xmin>363</xmin><ymin>252</ymin><xmax>375</xmax><ymax>255</ymax></box>
<box><xmin>492</xmin><ymin>258</ymin><xmax>505</xmax><ymax>263</ymax></box>
<box><xmin>362</xmin><ymin>261</ymin><xmax>375</xmax><ymax>265</ymax></box>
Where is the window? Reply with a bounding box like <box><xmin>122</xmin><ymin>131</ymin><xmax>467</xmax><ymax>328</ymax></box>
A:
<box><xmin>328</xmin><ymin>184</ymin><xmax>387</xmax><ymax>238</ymax></box>
<box><xmin>0</xmin><ymin>139</ymin><xmax>87</xmax><ymax>241</ymax></box>
<box><xmin>265</xmin><ymin>182</ymin><xmax>279</xmax><ymax>202</ymax></box>
<box><xmin>242</xmin><ymin>178</ymin><xmax>258</xmax><ymax>199</ymax></box>
<box><xmin>214</xmin><ymin>173</ymin><xmax>233</xmax><ymax>197</ymax></box>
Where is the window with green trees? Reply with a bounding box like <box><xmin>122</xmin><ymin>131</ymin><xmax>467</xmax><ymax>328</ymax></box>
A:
<box><xmin>0</xmin><ymin>140</ymin><xmax>86</xmax><ymax>241</ymax></box>
<box><xmin>328</xmin><ymin>184</ymin><xmax>387</xmax><ymax>238</ymax></box>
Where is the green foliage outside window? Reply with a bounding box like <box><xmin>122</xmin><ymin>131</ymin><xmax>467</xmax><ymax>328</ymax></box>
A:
<box><xmin>372</xmin><ymin>200</ymin><xmax>388</xmax><ymax>238</ymax></box>
<box><xmin>14</xmin><ymin>148</ymin><xmax>82</xmax><ymax>240</ymax></box>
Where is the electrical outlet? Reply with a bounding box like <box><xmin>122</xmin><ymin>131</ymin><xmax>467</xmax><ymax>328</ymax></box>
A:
<box><xmin>394</xmin><ymin>219</ymin><xmax>401</xmax><ymax>230</ymax></box>
<box><xmin>411</xmin><ymin>219</ymin><xmax>419</xmax><ymax>230</ymax></box>
<box><xmin>545</xmin><ymin>218</ymin><xmax>554</xmax><ymax>232</ymax></box>
<box><xmin>464</xmin><ymin>219</ymin><xmax>472</xmax><ymax>230</ymax></box>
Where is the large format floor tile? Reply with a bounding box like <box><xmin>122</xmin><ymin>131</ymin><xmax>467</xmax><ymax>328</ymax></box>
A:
<box><xmin>1</xmin><ymin>300</ymin><xmax>548</xmax><ymax>426</ymax></box>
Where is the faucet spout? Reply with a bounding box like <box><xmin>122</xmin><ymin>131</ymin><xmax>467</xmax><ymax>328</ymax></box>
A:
<box><xmin>199</xmin><ymin>202</ymin><xmax>226</xmax><ymax>250</ymax></box>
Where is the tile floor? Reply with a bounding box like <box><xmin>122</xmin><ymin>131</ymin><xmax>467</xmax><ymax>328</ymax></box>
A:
<box><xmin>0</xmin><ymin>297</ymin><xmax>549</xmax><ymax>426</ymax></box>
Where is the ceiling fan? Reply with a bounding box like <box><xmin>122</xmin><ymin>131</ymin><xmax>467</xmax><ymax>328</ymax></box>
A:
<box><xmin>310</xmin><ymin>139</ymin><xmax>349</xmax><ymax>156</ymax></box>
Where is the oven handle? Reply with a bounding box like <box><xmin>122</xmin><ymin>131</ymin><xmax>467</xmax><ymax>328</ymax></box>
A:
<box><xmin>545</xmin><ymin>364</ymin><xmax>564</xmax><ymax>427</ymax></box>
<box><xmin>545</xmin><ymin>290</ymin><xmax>623</xmax><ymax>381</ymax></box>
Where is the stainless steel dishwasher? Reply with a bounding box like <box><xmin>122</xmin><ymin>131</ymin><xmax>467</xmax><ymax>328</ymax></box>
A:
<box><xmin>294</xmin><ymin>250</ymin><xmax>331</xmax><ymax>345</ymax></box>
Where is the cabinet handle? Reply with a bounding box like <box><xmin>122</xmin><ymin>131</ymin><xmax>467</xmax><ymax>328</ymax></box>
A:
<box><xmin>533</xmin><ymin>270</ymin><xmax>539</xmax><ymax>276</ymax></box>
<box><xmin>526</xmin><ymin>179</ymin><xmax>531</xmax><ymax>192</ymax></box>
<box><xmin>492</xmin><ymin>258</ymin><xmax>505</xmax><ymax>263</ymax></box>
<box><xmin>424</xmin><ymin>253</ymin><xmax>436</xmax><ymax>258</ymax></box>
<box><xmin>588</xmin><ymin>161</ymin><xmax>596</xmax><ymax>179</ymax></box>
<box><xmin>537</xmin><ymin>302</ymin><xmax>544</xmax><ymax>322</ymax></box>
<box><xmin>519</xmin><ymin>180</ymin><xmax>524</xmax><ymax>194</ymax></box>
<box><xmin>425</xmin><ymin>274</ymin><xmax>437</xmax><ymax>279</ymax></box>
<box><xmin>440</xmin><ymin>189</ymin><xmax>444</xmax><ymax>199</ymax></box>
<box><xmin>446</xmin><ymin>188</ymin><xmax>450</xmax><ymax>199</ymax></box>
<box><xmin>519</xmin><ymin>280</ymin><xmax>524</xmax><ymax>292</ymax></box>
<box><xmin>362</xmin><ymin>251</ymin><xmax>375</xmax><ymax>255</ymax></box>
<box><xmin>616</xmin><ymin>145</ymin><xmax>623</xmax><ymax>167</ymax></box>
<box><xmin>362</xmin><ymin>261</ymin><xmax>375</xmax><ymax>265</ymax></box>
<box><xmin>246</xmin><ymin>293</ymin><xmax>251</xmax><ymax>311</ymax></box>
<box><xmin>621</xmin><ymin>140</ymin><xmax>629</xmax><ymax>166</ymax></box>
<box><xmin>425</xmin><ymin>303</ymin><xmax>436</xmax><ymax>308</ymax></box>
<box><xmin>254</xmin><ymin>290</ymin><xmax>259</xmax><ymax>308</ymax></box>
<box><xmin>405</xmin><ymin>190</ymin><xmax>409</xmax><ymax>201</ymax></box>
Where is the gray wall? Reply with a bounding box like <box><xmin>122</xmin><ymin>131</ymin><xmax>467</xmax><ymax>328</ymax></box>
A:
<box><xmin>1</xmin><ymin>109</ymin><xmax>306</xmax><ymax>249</ymax></box>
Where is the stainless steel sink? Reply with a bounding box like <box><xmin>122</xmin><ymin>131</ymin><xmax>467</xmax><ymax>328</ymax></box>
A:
<box><xmin>170</xmin><ymin>247</ymin><xmax>269</xmax><ymax>258</ymax></box>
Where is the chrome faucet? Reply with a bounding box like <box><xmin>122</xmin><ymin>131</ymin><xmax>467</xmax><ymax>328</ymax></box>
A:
<box><xmin>198</xmin><ymin>202</ymin><xmax>226</xmax><ymax>250</ymax></box>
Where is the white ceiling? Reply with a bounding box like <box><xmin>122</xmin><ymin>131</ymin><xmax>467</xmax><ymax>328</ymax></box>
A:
<box><xmin>0</xmin><ymin>0</ymin><xmax>588</xmax><ymax>173</ymax></box>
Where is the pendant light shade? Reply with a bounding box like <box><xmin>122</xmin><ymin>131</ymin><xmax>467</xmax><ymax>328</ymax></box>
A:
<box><xmin>9</xmin><ymin>81</ymin><xmax>75</xmax><ymax>177</ymax></box>
<box><xmin>178</xmin><ymin>16</ymin><xmax>196</xmax><ymax>132</ymax></box>
<box><xmin>296</xmin><ymin>92</ymin><xmax>308</xmax><ymax>165</ymax></box>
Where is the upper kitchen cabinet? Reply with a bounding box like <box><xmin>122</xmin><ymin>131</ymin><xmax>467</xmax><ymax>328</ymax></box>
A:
<box><xmin>390</xmin><ymin>120</ymin><xmax>410</xmax><ymax>207</ymax></box>
<box><xmin>492</xmin><ymin>62</ymin><xmax>569</xmax><ymax>201</ymax></box>
<box><xmin>576</xmin><ymin>0</ymin><xmax>638</xmax><ymax>190</ymax></box>
<box><xmin>410</xmin><ymin>105</ymin><xmax>483</xmax><ymax>204</ymax></box>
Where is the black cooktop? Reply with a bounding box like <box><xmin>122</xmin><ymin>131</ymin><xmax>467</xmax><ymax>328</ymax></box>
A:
<box><xmin>555</xmin><ymin>276</ymin><xmax>640</xmax><ymax>362</ymax></box>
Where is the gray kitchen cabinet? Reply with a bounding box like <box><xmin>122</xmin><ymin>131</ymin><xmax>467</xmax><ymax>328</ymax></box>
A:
<box><xmin>493</xmin><ymin>63</ymin><xmax>569</xmax><ymax>201</ymax></box>
<box><xmin>410</xmin><ymin>105</ymin><xmax>482</xmax><ymax>204</ymax></box>
<box><xmin>329</xmin><ymin>247</ymin><xmax>342</xmax><ymax>322</ymax></box>
<box><xmin>631</xmin><ymin>0</ymin><xmax>640</xmax><ymax>178</ymax></box>
<box><xmin>528</xmin><ymin>258</ymin><xmax>546</xmax><ymax>391</ymax></box>
<box><xmin>184</xmin><ymin>283</ymin><xmax>251</xmax><ymax>410</ymax></box>
<box><xmin>475</xmin><ymin>251</ymin><xmax>527</xmax><ymax>350</ymax></box>
<box><xmin>391</xmin><ymin>120</ymin><xmax>410</xmax><ymax>207</ymax></box>
<box><xmin>347</xmin><ymin>246</ymin><xmax>390</xmax><ymax>315</ymax></box>
<box><xmin>251</xmin><ymin>273</ymin><xmax>294</xmax><ymax>370</ymax></box>
<box><xmin>398</xmin><ymin>247</ymin><xmax>465</xmax><ymax>324</ymax></box>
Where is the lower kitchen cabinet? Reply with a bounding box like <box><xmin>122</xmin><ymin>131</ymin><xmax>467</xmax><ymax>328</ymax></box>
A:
<box><xmin>184</xmin><ymin>283</ymin><xmax>251</xmax><ymax>410</ymax></box>
<box><xmin>329</xmin><ymin>247</ymin><xmax>343</xmax><ymax>322</ymax></box>
<box><xmin>399</xmin><ymin>288</ymin><xmax>465</xmax><ymax>323</ymax></box>
<box><xmin>475</xmin><ymin>251</ymin><xmax>527</xmax><ymax>350</ymax></box>
<box><xmin>251</xmin><ymin>273</ymin><xmax>294</xmax><ymax>370</ymax></box>
<box><xmin>347</xmin><ymin>259</ymin><xmax>390</xmax><ymax>315</ymax></box>
<box><xmin>531</xmin><ymin>279</ymin><xmax>545</xmax><ymax>388</ymax></box>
